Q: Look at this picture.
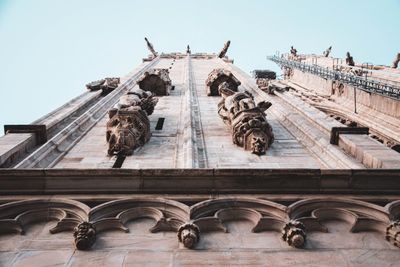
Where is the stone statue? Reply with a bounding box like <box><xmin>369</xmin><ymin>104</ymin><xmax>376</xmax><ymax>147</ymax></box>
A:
<box><xmin>73</xmin><ymin>221</ymin><xmax>96</xmax><ymax>250</ymax></box>
<box><xmin>323</xmin><ymin>46</ymin><xmax>332</xmax><ymax>57</ymax></box>
<box><xmin>205</xmin><ymin>68</ymin><xmax>241</xmax><ymax>96</ymax></box>
<box><xmin>346</xmin><ymin>52</ymin><xmax>355</xmax><ymax>66</ymax></box>
<box><xmin>86</xmin><ymin>77</ymin><xmax>120</xmax><ymax>95</ymax></box>
<box><xmin>144</xmin><ymin>37</ymin><xmax>158</xmax><ymax>58</ymax></box>
<box><xmin>186</xmin><ymin>45</ymin><xmax>191</xmax><ymax>54</ymax></box>
<box><xmin>392</xmin><ymin>53</ymin><xmax>400</xmax><ymax>69</ymax></box>
<box><xmin>218</xmin><ymin>82</ymin><xmax>274</xmax><ymax>155</ymax></box>
<box><xmin>137</xmin><ymin>68</ymin><xmax>172</xmax><ymax>96</ymax></box>
<box><xmin>218</xmin><ymin>40</ymin><xmax>231</xmax><ymax>58</ymax></box>
<box><xmin>106</xmin><ymin>88</ymin><xmax>158</xmax><ymax>156</ymax></box>
<box><xmin>290</xmin><ymin>46</ymin><xmax>298</xmax><ymax>57</ymax></box>
<box><xmin>178</xmin><ymin>223</ymin><xmax>200</xmax><ymax>249</ymax></box>
<box><xmin>281</xmin><ymin>220</ymin><xmax>306</xmax><ymax>248</ymax></box>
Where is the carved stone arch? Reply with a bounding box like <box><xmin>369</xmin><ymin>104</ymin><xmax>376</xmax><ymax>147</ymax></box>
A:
<box><xmin>385</xmin><ymin>200</ymin><xmax>400</xmax><ymax>220</ymax></box>
<box><xmin>190</xmin><ymin>197</ymin><xmax>287</xmax><ymax>220</ymax></box>
<box><xmin>88</xmin><ymin>198</ymin><xmax>189</xmax><ymax>233</ymax></box>
<box><xmin>284</xmin><ymin>198</ymin><xmax>395</xmax><ymax>248</ymax></box>
<box><xmin>189</xmin><ymin>198</ymin><xmax>287</xmax><ymax>233</ymax></box>
<box><xmin>0</xmin><ymin>198</ymin><xmax>90</xmax><ymax>235</ymax></box>
<box><xmin>288</xmin><ymin>198</ymin><xmax>389</xmax><ymax>223</ymax></box>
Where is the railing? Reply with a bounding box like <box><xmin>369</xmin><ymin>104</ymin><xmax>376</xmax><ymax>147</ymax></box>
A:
<box><xmin>267</xmin><ymin>55</ymin><xmax>400</xmax><ymax>100</ymax></box>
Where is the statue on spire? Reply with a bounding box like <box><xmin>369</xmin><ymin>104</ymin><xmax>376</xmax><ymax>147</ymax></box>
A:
<box><xmin>392</xmin><ymin>52</ymin><xmax>400</xmax><ymax>69</ymax></box>
<box><xmin>218</xmin><ymin>40</ymin><xmax>231</xmax><ymax>58</ymax></box>
<box><xmin>323</xmin><ymin>46</ymin><xmax>332</xmax><ymax>57</ymax></box>
<box><xmin>186</xmin><ymin>45</ymin><xmax>191</xmax><ymax>54</ymax></box>
<box><xmin>145</xmin><ymin>37</ymin><xmax>158</xmax><ymax>58</ymax></box>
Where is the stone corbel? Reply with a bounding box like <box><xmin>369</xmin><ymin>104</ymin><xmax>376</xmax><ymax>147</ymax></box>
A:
<box><xmin>178</xmin><ymin>223</ymin><xmax>200</xmax><ymax>249</ymax></box>
<box><xmin>73</xmin><ymin>221</ymin><xmax>96</xmax><ymax>250</ymax></box>
<box><xmin>281</xmin><ymin>220</ymin><xmax>306</xmax><ymax>248</ymax></box>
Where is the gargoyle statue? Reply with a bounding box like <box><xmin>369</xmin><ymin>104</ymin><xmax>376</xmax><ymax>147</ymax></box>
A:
<box><xmin>218</xmin><ymin>82</ymin><xmax>274</xmax><ymax>155</ymax></box>
<box><xmin>106</xmin><ymin>88</ymin><xmax>158</xmax><ymax>156</ymax></box>
<box><xmin>86</xmin><ymin>77</ymin><xmax>120</xmax><ymax>95</ymax></box>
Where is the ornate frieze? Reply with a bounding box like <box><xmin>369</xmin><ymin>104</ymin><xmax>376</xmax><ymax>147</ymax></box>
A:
<box><xmin>1</xmin><ymin>197</ymin><xmax>400</xmax><ymax>250</ymax></box>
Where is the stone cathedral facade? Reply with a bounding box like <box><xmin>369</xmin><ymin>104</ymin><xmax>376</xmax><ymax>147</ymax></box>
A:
<box><xmin>0</xmin><ymin>40</ymin><xmax>400</xmax><ymax>266</ymax></box>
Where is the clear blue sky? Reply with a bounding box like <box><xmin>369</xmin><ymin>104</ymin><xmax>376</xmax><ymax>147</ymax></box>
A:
<box><xmin>0</xmin><ymin>0</ymin><xmax>399</xmax><ymax>131</ymax></box>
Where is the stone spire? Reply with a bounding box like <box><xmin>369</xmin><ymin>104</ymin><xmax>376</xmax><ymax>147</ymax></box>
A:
<box><xmin>218</xmin><ymin>40</ymin><xmax>231</xmax><ymax>58</ymax></box>
<box><xmin>144</xmin><ymin>37</ymin><xmax>158</xmax><ymax>57</ymax></box>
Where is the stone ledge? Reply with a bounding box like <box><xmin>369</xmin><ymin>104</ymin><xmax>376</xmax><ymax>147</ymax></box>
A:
<box><xmin>0</xmin><ymin>168</ymin><xmax>399</xmax><ymax>195</ymax></box>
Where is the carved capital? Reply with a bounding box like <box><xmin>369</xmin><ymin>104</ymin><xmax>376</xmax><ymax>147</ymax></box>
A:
<box><xmin>178</xmin><ymin>223</ymin><xmax>200</xmax><ymax>249</ymax></box>
<box><xmin>73</xmin><ymin>221</ymin><xmax>96</xmax><ymax>250</ymax></box>
<box><xmin>281</xmin><ymin>220</ymin><xmax>306</xmax><ymax>248</ymax></box>
<box><xmin>386</xmin><ymin>221</ymin><xmax>400</xmax><ymax>247</ymax></box>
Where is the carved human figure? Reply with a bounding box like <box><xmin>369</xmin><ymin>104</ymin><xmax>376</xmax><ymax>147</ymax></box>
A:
<box><xmin>281</xmin><ymin>220</ymin><xmax>306</xmax><ymax>248</ymax></box>
<box><xmin>392</xmin><ymin>53</ymin><xmax>400</xmax><ymax>69</ymax></box>
<box><xmin>346</xmin><ymin>52</ymin><xmax>355</xmax><ymax>66</ymax></box>
<box><xmin>323</xmin><ymin>46</ymin><xmax>332</xmax><ymax>57</ymax></box>
<box><xmin>73</xmin><ymin>221</ymin><xmax>96</xmax><ymax>250</ymax></box>
<box><xmin>186</xmin><ymin>45</ymin><xmax>191</xmax><ymax>54</ymax></box>
<box><xmin>290</xmin><ymin>46</ymin><xmax>297</xmax><ymax>56</ymax></box>
<box><xmin>218</xmin><ymin>82</ymin><xmax>274</xmax><ymax>155</ymax></box>
<box><xmin>178</xmin><ymin>223</ymin><xmax>200</xmax><ymax>249</ymax></box>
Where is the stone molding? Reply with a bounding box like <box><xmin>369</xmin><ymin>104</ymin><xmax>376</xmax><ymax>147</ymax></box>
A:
<box><xmin>1</xmin><ymin>197</ymin><xmax>399</xmax><ymax>250</ymax></box>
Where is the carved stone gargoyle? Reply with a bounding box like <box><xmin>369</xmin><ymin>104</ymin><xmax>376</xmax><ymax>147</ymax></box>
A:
<box><xmin>106</xmin><ymin>88</ymin><xmax>158</xmax><ymax>156</ymax></box>
<box><xmin>86</xmin><ymin>77</ymin><xmax>120</xmax><ymax>95</ymax></box>
<box><xmin>218</xmin><ymin>82</ymin><xmax>274</xmax><ymax>155</ymax></box>
<box><xmin>137</xmin><ymin>69</ymin><xmax>172</xmax><ymax>96</ymax></box>
<box><xmin>205</xmin><ymin>68</ymin><xmax>241</xmax><ymax>96</ymax></box>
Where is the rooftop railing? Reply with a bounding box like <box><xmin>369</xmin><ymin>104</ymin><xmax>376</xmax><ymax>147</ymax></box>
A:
<box><xmin>268</xmin><ymin>55</ymin><xmax>400</xmax><ymax>100</ymax></box>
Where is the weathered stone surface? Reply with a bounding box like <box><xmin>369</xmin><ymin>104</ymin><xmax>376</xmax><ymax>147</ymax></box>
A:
<box><xmin>86</xmin><ymin>77</ymin><xmax>120</xmax><ymax>95</ymax></box>
<box><xmin>218</xmin><ymin>83</ymin><xmax>274</xmax><ymax>154</ymax></box>
<box><xmin>106</xmin><ymin>88</ymin><xmax>157</xmax><ymax>156</ymax></box>
<box><xmin>137</xmin><ymin>68</ymin><xmax>172</xmax><ymax>96</ymax></box>
<box><xmin>205</xmin><ymin>68</ymin><xmax>241</xmax><ymax>96</ymax></box>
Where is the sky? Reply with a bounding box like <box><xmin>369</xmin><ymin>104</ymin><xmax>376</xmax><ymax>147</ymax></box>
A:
<box><xmin>0</xmin><ymin>0</ymin><xmax>399</xmax><ymax>132</ymax></box>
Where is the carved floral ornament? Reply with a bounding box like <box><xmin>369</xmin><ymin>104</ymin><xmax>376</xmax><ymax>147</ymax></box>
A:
<box><xmin>1</xmin><ymin>197</ymin><xmax>400</xmax><ymax>250</ymax></box>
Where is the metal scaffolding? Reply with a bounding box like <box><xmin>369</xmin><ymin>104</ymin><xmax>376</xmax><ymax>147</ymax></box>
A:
<box><xmin>268</xmin><ymin>55</ymin><xmax>400</xmax><ymax>100</ymax></box>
